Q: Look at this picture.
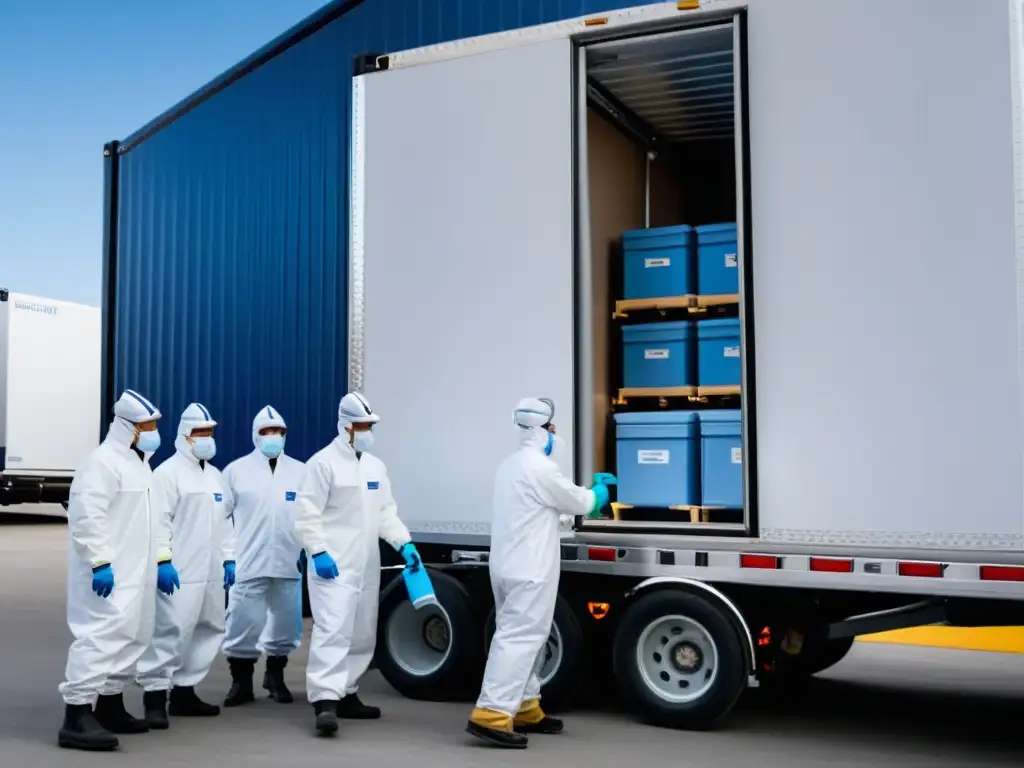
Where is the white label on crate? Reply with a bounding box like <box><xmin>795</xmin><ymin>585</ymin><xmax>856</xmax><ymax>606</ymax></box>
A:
<box><xmin>724</xmin><ymin>346</ymin><xmax>740</xmax><ymax>358</ymax></box>
<box><xmin>731</xmin><ymin>447</ymin><xmax>742</xmax><ymax>464</ymax></box>
<box><xmin>638</xmin><ymin>450</ymin><xmax>670</xmax><ymax>465</ymax></box>
<box><xmin>725</xmin><ymin>253</ymin><xmax>738</xmax><ymax>268</ymax></box>
<box><xmin>644</xmin><ymin>257</ymin><xmax>671</xmax><ymax>268</ymax></box>
<box><xmin>644</xmin><ymin>348</ymin><xmax>669</xmax><ymax>360</ymax></box>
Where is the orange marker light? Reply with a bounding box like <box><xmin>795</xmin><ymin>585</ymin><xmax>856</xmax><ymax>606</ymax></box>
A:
<box><xmin>678</xmin><ymin>0</ymin><xmax>700</xmax><ymax>9</ymax></box>
<box><xmin>587</xmin><ymin>601</ymin><xmax>611</xmax><ymax>620</ymax></box>
<box><xmin>584</xmin><ymin>17</ymin><xmax>609</xmax><ymax>26</ymax></box>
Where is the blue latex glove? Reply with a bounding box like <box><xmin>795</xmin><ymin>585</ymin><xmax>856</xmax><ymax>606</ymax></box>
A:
<box><xmin>223</xmin><ymin>560</ymin><xmax>236</xmax><ymax>590</ymax></box>
<box><xmin>593</xmin><ymin>472</ymin><xmax>618</xmax><ymax>487</ymax></box>
<box><xmin>92</xmin><ymin>564</ymin><xmax>114</xmax><ymax>599</ymax></box>
<box><xmin>399</xmin><ymin>542</ymin><xmax>422</xmax><ymax>573</ymax></box>
<box><xmin>312</xmin><ymin>551</ymin><xmax>339</xmax><ymax>580</ymax></box>
<box><xmin>588</xmin><ymin>483</ymin><xmax>611</xmax><ymax>518</ymax></box>
<box><xmin>157</xmin><ymin>561</ymin><xmax>180</xmax><ymax>595</ymax></box>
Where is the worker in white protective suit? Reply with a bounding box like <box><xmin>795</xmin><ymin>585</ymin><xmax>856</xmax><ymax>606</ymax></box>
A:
<box><xmin>221</xmin><ymin>405</ymin><xmax>306</xmax><ymax>707</ymax></box>
<box><xmin>136</xmin><ymin>402</ymin><xmax>233</xmax><ymax>728</ymax></box>
<box><xmin>467</xmin><ymin>397</ymin><xmax>613</xmax><ymax>749</ymax></box>
<box><xmin>295</xmin><ymin>392</ymin><xmax>422</xmax><ymax>737</ymax></box>
<box><xmin>58</xmin><ymin>389</ymin><xmax>181</xmax><ymax>752</ymax></box>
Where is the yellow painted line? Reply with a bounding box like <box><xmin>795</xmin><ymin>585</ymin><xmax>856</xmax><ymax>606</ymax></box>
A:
<box><xmin>859</xmin><ymin>626</ymin><xmax>1024</xmax><ymax>654</ymax></box>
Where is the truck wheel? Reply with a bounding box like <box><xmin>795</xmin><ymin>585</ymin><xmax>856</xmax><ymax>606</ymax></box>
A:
<box><xmin>483</xmin><ymin>592</ymin><xmax>584</xmax><ymax>711</ymax></box>
<box><xmin>376</xmin><ymin>568</ymin><xmax>483</xmax><ymax>701</ymax></box>
<box><xmin>613</xmin><ymin>589</ymin><xmax>747</xmax><ymax>730</ymax></box>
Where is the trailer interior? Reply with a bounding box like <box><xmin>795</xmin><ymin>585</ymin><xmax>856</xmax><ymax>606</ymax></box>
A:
<box><xmin>580</xmin><ymin>19</ymin><xmax>751</xmax><ymax>532</ymax></box>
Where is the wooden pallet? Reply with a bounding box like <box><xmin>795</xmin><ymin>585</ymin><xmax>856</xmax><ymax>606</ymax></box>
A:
<box><xmin>613</xmin><ymin>386</ymin><xmax>697</xmax><ymax>407</ymax></box>
<box><xmin>614</xmin><ymin>385</ymin><xmax>740</xmax><ymax>408</ymax></box>
<box><xmin>609</xmin><ymin>502</ymin><xmax>742</xmax><ymax>524</ymax></box>
<box><xmin>613</xmin><ymin>293</ymin><xmax>739</xmax><ymax>320</ymax></box>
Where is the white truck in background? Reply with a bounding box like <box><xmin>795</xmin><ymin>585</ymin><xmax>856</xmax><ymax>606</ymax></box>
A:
<box><xmin>0</xmin><ymin>289</ymin><xmax>100</xmax><ymax>506</ymax></box>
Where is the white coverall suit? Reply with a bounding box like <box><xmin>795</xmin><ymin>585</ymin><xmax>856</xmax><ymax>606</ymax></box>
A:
<box><xmin>136</xmin><ymin>405</ymin><xmax>233</xmax><ymax>692</ymax></box>
<box><xmin>222</xmin><ymin>407</ymin><xmax>305</xmax><ymax>659</ymax></box>
<box><xmin>475</xmin><ymin>419</ymin><xmax>595</xmax><ymax>720</ymax></box>
<box><xmin>60</xmin><ymin>391</ymin><xmax>170</xmax><ymax>706</ymax></box>
<box><xmin>295</xmin><ymin>412</ymin><xmax>412</xmax><ymax>703</ymax></box>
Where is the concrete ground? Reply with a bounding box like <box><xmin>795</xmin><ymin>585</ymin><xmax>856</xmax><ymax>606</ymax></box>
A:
<box><xmin>2</xmin><ymin>522</ymin><xmax>1022</xmax><ymax>767</ymax></box>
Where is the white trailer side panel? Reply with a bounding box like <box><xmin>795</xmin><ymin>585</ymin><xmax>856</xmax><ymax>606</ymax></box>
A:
<box><xmin>746</xmin><ymin>0</ymin><xmax>1022</xmax><ymax>550</ymax></box>
<box><xmin>354</xmin><ymin>0</ymin><xmax>1024</xmax><ymax>551</ymax></box>
<box><xmin>353</xmin><ymin>38</ymin><xmax>576</xmax><ymax>537</ymax></box>
<box><xmin>3</xmin><ymin>294</ymin><xmax>100</xmax><ymax>477</ymax></box>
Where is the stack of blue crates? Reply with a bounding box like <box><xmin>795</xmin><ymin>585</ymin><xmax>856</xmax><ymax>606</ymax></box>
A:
<box><xmin>615</xmin><ymin>222</ymin><xmax>744</xmax><ymax>513</ymax></box>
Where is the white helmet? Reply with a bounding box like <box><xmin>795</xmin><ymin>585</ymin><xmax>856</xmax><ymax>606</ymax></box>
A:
<box><xmin>513</xmin><ymin>397</ymin><xmax>554</xmax><ymax>429</ymax></box>
<box><xmin>338</xmin><ymin>392</ymin><xmax>380</xmax><ymax>429</ymax></box>
<box><xmin>177</xmin><ymin>402</ymin><xmax>217</xmax><ymax>438</ymax></box>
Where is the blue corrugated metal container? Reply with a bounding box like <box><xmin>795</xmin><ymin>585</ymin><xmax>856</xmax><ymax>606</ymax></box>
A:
<box><xmin>103</xmin><ymin>0</ymin><xmax>647</xmax><ymax>465</ymax></box>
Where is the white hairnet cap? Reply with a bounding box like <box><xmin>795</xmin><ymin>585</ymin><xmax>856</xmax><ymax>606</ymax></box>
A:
<box><xmin>252</xmin><ymin>405</ymin><xmax>287</xmax><ymax>446</ymax></box>
<box><xmin>177</xmin><ymin>402</ymin><xmax>217</xmax><ymax>438</ymax></box>
<box><xmin>338</xmin><ymin>392</ymin><xmax>380</xmax><ymax>427</ymax></box>
<box><xmin>514</xmin><ymin>397</ymin><xmax>554</xmax><ymax>428</ymax></box>
<box><xmin>113</xmin><ymin>389</ymin><xmax>161</xmax><ymax>423</ymax></box>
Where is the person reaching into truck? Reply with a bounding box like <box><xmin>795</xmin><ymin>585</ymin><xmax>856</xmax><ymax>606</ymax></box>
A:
<box><xmin>136</xmin><ymin>403</ymin><xmax>233</xmax><ymax>728</ymax></box>
<box><xmin>58</xmin><ymin>389</ymin><xmax>179</xmax><ymax>752</ymax></box>
<box><xmin>294</xmin><ymin>392</ymin><xmax>422</xmax><ymax>737</ymax></box>
<box><xmin>467</xmin><ymin>397</ymin><xmax>612</xmax><ymax>749</ymax></box>
<box><xmin>221</xmin><ymin>405</ymin><xmax>306</xmax><ymax>707</ymax></box>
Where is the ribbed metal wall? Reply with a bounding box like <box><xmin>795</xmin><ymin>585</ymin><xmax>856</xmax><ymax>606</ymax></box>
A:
<box><xmin>111</xmin><ymin>0</ymin><xmax>639</xmax><ymax>464</ymax></box>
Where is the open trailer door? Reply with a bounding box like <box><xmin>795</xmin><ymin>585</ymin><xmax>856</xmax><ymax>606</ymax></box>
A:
<box><xmin>350</xmin><ymin>38</ymin><xmax>576</xmax><ymax>543</ymax></box>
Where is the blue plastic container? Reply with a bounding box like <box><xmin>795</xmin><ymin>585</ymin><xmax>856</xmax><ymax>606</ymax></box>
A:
<box><xmin>697</xmin><ymin>318</ymin><xmax>741</xmax><ymax>388</ymax></box>
<box><xmin>403</xmin><ymin>565</ymin><xmax>438</xmax><ymax>610</ymax></box>
<box><xmin>699</xmin><ymin>410</ymin><xmax>743</xmax><ymax>508</ymax></box>
<box><xmin>622</xmin><ymin>321</ymin><xmax>695</xmax><ymax>389</ymax></box>
<box><xmin>622</xmin><ymin>225</ymin><xmax>694</xmax><ymax>300</ymax></box>
<box><xmin>614</xmin><ymin>411</ymin><xmax>700</xmax><ymax>508</ymax></box>
<box><xmin>696</xmin><ymin>222</ymin><xmax>739</xmax><ymax>296</ymax></box>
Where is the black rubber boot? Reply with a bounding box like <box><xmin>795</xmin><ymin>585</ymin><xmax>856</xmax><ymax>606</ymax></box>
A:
<box><xmin>224</xmin><ymin>658</ymin><xmax>256</xmax><ymax>707</ymax></box>
<box><xmin>143</xmin><ymin>690</ymin><xmax>169</xmax><ymax>730</ymax></box>
<box><xmin>337</xmin><ymin>693</ymin><xmax>380</xmax><ymax>720</ymax></box>
<box><xmin>168</xmin><ymin>686</ymin><xmax>220</xmax><ymax>717</ymax></box>
<box><xmin>94</xmin><ymin>693</ymin><xmax>150</xmax><ymax>734</ymax></box>
<box><xmin>58</xmin><ymin>704</ymin><xmax>120</xmax><ymax>751</ymax></box>
<box><xmin>466</xmin><ymin>721</ymin><xmax>529</xmax><ymax>749</ymax></box>
<box><xmin>313</xmin><ymin>699</ymin><xmax>339</xmax><ymax>737</ymax></box>
<box><xmin>514</xmin><ymin>715</ymin><xmax>564</xmax><ymax>734</ymax></box>
<box><xmin>262</xmin><ymin>655</ymin><xmax>293</xmax><ymax>704</ymax></box>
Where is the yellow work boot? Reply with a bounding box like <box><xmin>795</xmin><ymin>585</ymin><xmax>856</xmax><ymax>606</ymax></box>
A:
<box><xmin>466</xmin><ymin>707</ymin><xmax>528</xmax><ymax>748</ymax></box>
<box><xmin>513</xmin><ymin>699</ymin><xmax>564</xmax><ymax>735</ymax></box>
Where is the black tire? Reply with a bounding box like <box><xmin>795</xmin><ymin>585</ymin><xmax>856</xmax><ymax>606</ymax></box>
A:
<box><xmin>376</xmin><ymin>568</ymin><xmax>483</xmax><ymax>701</ymax></box>
<box><xmin>613</xmin><ymin>589</ymin><xmax>747</xmax><ymax>730</ymax></box>
<box><xmin>770</xmin><ymin>633</ymin><xmax>854</xmax><ymax>678</ymax></box>
<box><xmin>482</xmin><ymin>592</ymin><xmax>584</xmax><ymax>712</ymax></box>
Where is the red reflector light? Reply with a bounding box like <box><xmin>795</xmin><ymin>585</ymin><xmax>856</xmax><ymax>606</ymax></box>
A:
<box><xmin>587</xmin><ymin>547</ymin><xmax>616</xmax><ymax>562</ymax></box>
<box><xmin>740</xmin><ymin>554</ymin><xmax>779</xmax><ymax>569</ymax></box>
<box><xmin>898</xmin><ymin>561</ymin><xmax>944</xmax><ymax>578</ymax></box>
<box><xmin>810</xmin><ymin>557</ymin><xmax>854</xmax><ymax>573</ymax></box>
<box><xmin>979</xmin><ymin>565</ymin><xmax>1024</xmax><ymax>582</ymax></box>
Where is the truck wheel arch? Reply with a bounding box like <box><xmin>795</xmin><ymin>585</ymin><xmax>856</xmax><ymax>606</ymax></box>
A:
<box><xmin>623</xmin><ymin>577</ymin><xmax>757</xmax><ymax>682</ymax></box>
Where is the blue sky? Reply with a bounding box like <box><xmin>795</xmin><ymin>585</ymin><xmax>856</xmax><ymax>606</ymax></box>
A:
<box><xmin>0</xmin><ymin>0</ymin><xmax>328</xmax><ymax>307</ymax></box>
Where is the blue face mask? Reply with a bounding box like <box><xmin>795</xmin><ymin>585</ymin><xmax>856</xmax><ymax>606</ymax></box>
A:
<box><xmin>191</xmin><ymin>436</ymin><xmax>216</xmax><ymax>461</ymax></box>
<box><xmin>259</xmin><ymin>434</ymin><xmax>285</xmax><ymax>459</ymax></box>
<box><xmin>544</xmin><ymin>432</ymin><xmax>554</xmax><ymax>456</ymax></box>
<box><xmin>136</xmin><ymin>429</ymin><xmax>161</xmax><ymax>454</ymax></box>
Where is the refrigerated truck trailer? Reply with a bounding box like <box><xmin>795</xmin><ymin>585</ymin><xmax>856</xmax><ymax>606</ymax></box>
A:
<box><xmin>103</xmin><ymin>0</ymin><xmax>1024</xmax><ymax>730</ymax></box>
<box><xmin>0</xmin><ymin>290</ymin><xmax>100</xmax><ymax>505</ymax></box>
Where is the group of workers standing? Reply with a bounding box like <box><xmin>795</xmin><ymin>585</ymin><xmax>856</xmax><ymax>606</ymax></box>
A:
<box><xmin>56</xmin><ymin>388</ymin><xmax>612</xmax><ymax>752</ymax></box>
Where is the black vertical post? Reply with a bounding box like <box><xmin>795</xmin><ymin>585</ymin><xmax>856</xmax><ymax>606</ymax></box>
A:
<box><xmin>100</xmin><ymin>140</ymin><xmax>121</xmax><ymax>434</ymax></box>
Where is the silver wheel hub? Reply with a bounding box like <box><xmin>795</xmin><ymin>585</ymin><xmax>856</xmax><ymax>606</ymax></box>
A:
<box><xmin>636</xmin><ymin>614</ymin><xmax>719</xmax><ymax>703</ymax></box>
<box><xmin>386</xmin><ymin>600</ymin><xmax>453</xmax><ymax>678</ymax></box>
<box><xmin>538</xmin><ymin>622</ymin><xmax>564</xmax><ymax>686</ymax></box>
